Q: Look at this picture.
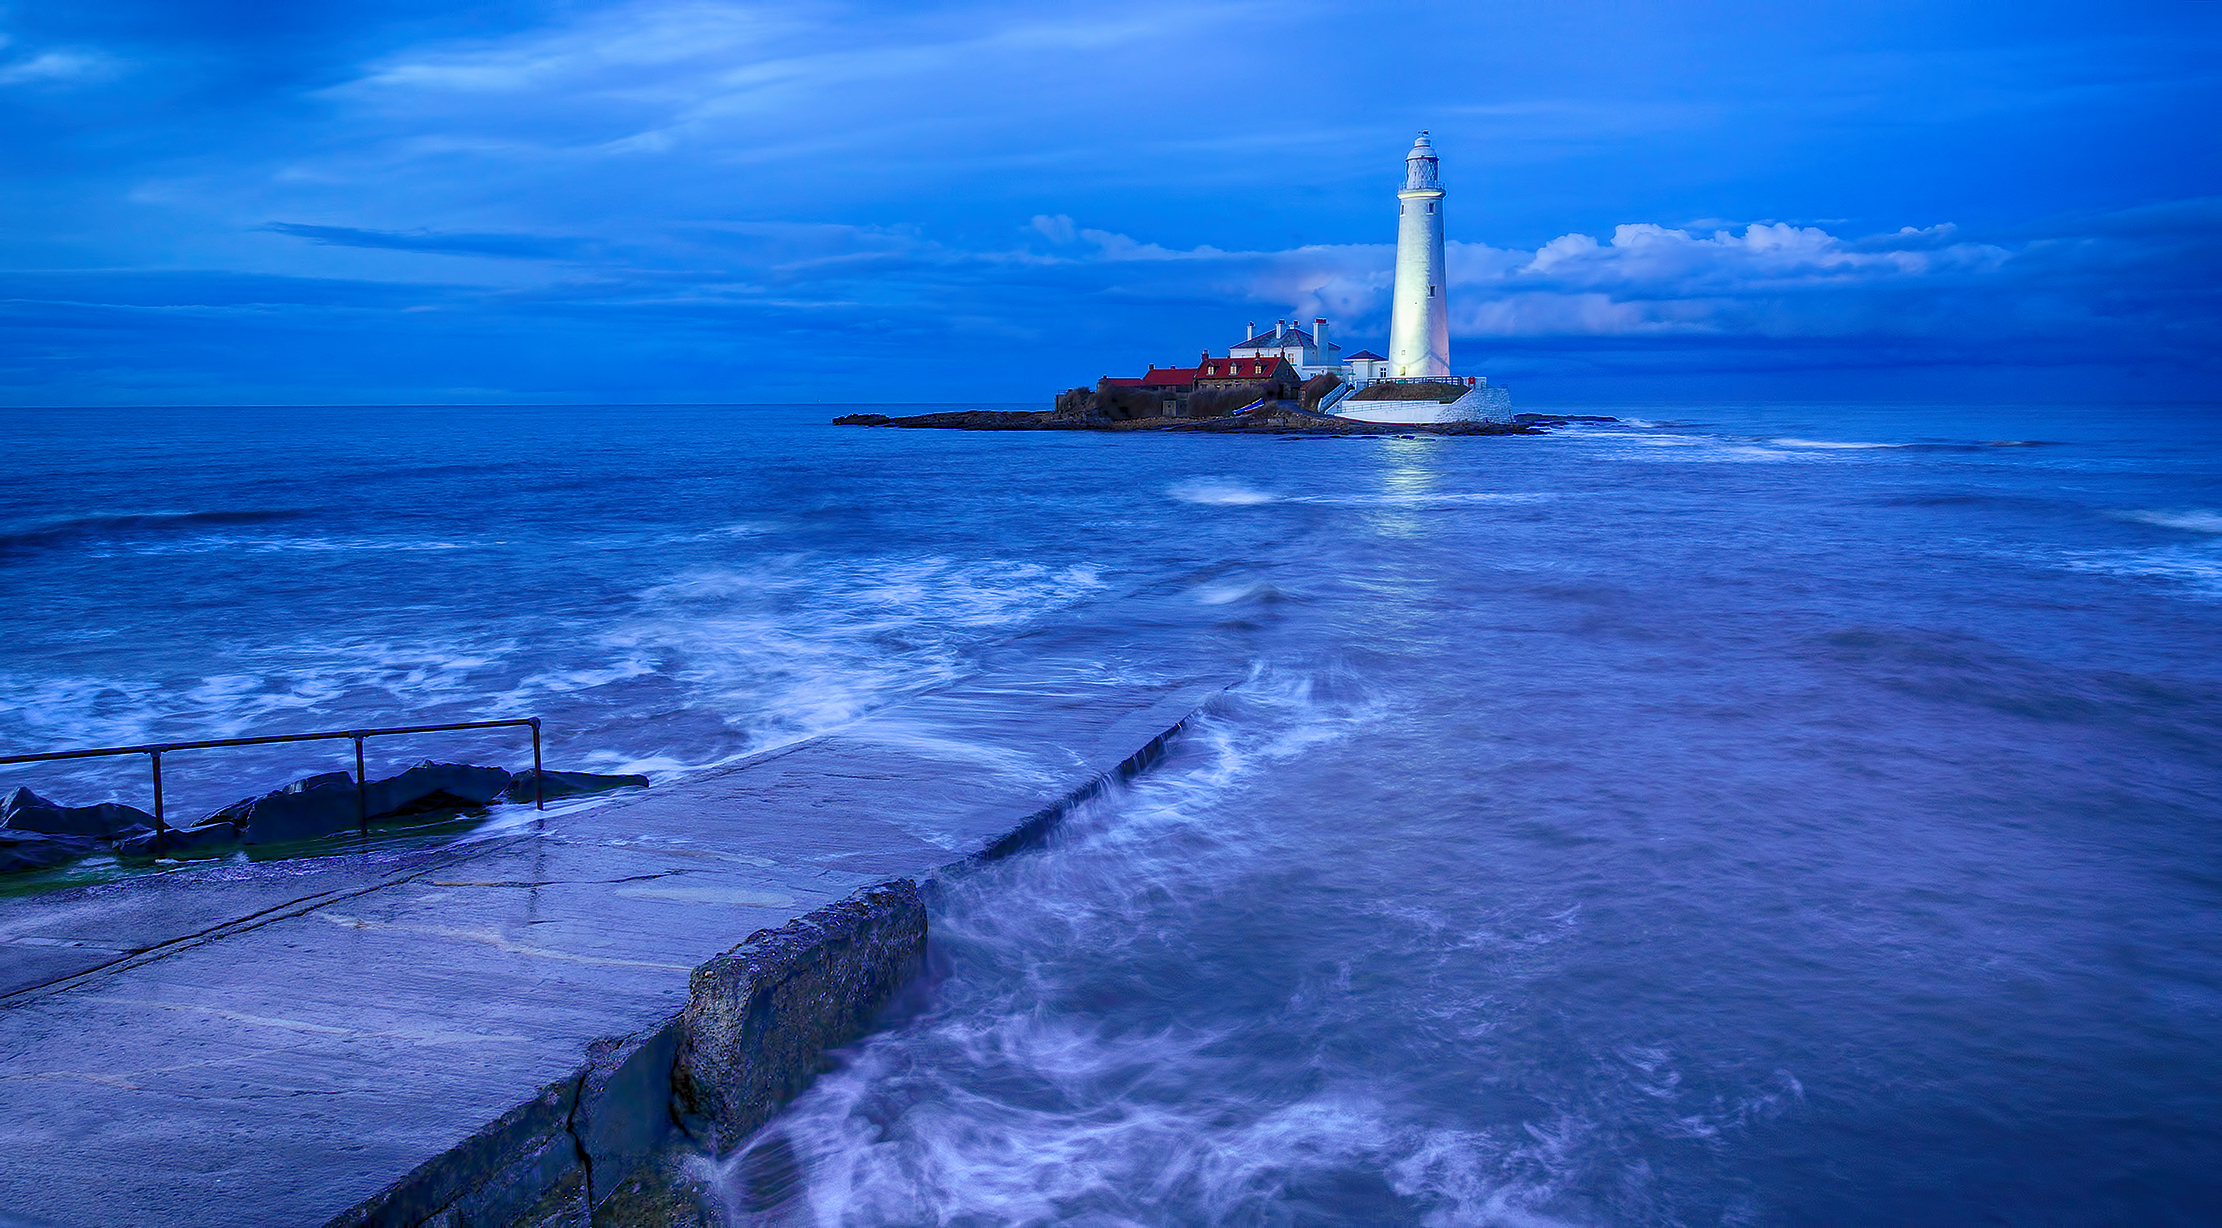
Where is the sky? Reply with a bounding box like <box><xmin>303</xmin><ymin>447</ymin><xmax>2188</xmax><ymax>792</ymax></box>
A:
<box><xmin>1</xmin><ymin>0</ymin><xmax>2216</xmax><ymax>406</ymax></box>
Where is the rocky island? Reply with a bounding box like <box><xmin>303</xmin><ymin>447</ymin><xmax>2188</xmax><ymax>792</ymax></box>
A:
<box><xmin>833</xmin><ymin>401</ymin><xmax>1550</xmax><ymax>436</ymax></box>
<box><xmin>840</xmin><ymin>135</ymin><xmax>1573</xmax><ymax>438</ymax></box>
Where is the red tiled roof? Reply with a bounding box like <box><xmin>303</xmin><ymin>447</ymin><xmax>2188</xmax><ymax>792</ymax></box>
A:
<box><xmin>1137</xmin><ymin>366</ymin><xmax>1199</xmax><ymax>388</ymax></box>
<box><xmin>1197</xmin><ymin>356</ymin><xmax>1294</xmax><ymax>379</ymax></box>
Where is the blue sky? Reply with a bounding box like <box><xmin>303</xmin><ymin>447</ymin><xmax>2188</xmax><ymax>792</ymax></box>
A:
<box><xmin>2</xmin><ymin>0</ymin><xmax>2216</xmax><ymax>405</ymax></box>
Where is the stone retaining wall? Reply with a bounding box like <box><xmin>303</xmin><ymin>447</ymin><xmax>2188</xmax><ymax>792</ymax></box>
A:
<box><xmin>326</xmin><ymin>881</ymin><xmax>927</xmax><ymax>1228</ymax></box>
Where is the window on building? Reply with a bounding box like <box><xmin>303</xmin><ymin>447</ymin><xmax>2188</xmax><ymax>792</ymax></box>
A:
<box><xmin>1428</xmin><ymin>285</ymin><xmax>1436</xmax><ymax>297</ymax></box>
<box><xmin>1427</xmin><ymin>202</ymin><xmax>1435</xmax><ymax>213</ymax></box>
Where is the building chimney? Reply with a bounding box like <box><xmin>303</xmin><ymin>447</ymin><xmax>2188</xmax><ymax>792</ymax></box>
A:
<box><xmin>1276</xmin><ymin>319</ymin><xmax>1286</xmax><ymax>338</ymax></box>
<box><xmin>1314</xmin><ymin>318</ymin><xmax>1328</xmax><ymax>351</ymax></box>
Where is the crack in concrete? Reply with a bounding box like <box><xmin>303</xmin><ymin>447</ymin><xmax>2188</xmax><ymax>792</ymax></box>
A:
<box><xmin>564</xmin><ymin>1063</ymin><xmax>597</xmax><ymax>1213</ymax></box>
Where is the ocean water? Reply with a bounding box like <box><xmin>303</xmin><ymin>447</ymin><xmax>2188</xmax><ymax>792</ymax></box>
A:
<box><xmin>4</xmin><ymin>402</ymin><xmax>2221</xmax><ymax>1223</ymax></box>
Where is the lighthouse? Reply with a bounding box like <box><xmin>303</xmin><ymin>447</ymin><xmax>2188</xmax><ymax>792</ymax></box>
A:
<box><xmin>1388</xmin><ymin>133</ymin><xmax>1450</xmax><ymax>379</ymax></box>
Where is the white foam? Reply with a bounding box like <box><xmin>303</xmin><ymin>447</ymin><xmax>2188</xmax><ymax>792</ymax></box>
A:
<box><xmin>1192</xmin><ymin>577</ymin><xmax>1267</xmax><ymax>606</ymax></box>
<box><xmin>2119</xmin><ymin>509</ymin><xmax>2222</xmax><ymax>534</ymax></box>
<box><xmin>1292</xmin><ymin>492</ymin><xmax>1556</xmax><ymax>508</ymax></box>
<box><xmin>1769</xmin><ymin>438</ymin><xmax>1906</xmax><ymax>450</ymax></box>
<box><xmin>1167</xmin><ymin>478</ymin><xmax>1278</xmax><ymax>506</ymax></box>
<box><xmin>0</xmin><ymin>553</ymin><xmax>1112</xmax><ymax>815</ymax></box>
<box><xmin>2059</xmin><ymin>547</ymin><xmax>2222</xmax><ymax>599</ymax></box>
<box><xmin>85</xmin><ymin>534</ymin><xmax>477</xmax><ymax>556</ymax></box>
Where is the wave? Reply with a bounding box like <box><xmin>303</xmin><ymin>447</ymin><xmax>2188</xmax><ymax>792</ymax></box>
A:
<box><xmin>2059</xmin><ymin>547</ymin><xmax>2222</xmax><ymax>600</ymax></box>
<box><xmin>708</xmin><ymin>662</ymin><xmax>1810</xmax><ymax>1224</ymax></box>
<box><xmin>1168</xmin><ymin>478</ymin><xmax>1278</xmax><ymax>506</ymax></box>
<box><xmin>0</xmin><ymin>552</ymin><xmax>1113</xmax><ymax>816</ymax></box>
<box><xmin>1295</xmin><ymin>492</ymin><xmax>1555</xmax><ymax>508</ymax></box>
<box><xmin>0</xmin><ymin>509</ymin><xmax>307</xmax><ymax>554</ymax></box>
<box><xmin>1769</xmin><ymin>438</ymin><xmax>1907</xmax><ymax>450</ymax></box>
<box><xmin>2118</xmin><ymin>509</ymin><xmax>2222</xmax><ymax>535</ymax></box>
<box><xmin>701</xmin><ymin>668</ymin><xmax>1689</xmax><ymax>1225</ymax></box>
<box><xmin>96</xmin><ymin>534</ymin><xmax>476</xmax><ymax>556</ymax></box>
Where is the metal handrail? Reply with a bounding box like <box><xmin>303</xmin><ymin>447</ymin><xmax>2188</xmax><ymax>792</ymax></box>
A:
<box><xmin>0</xmin><ymin>718</ymin><xmax>544</xmax><ymax>843</ymax></box>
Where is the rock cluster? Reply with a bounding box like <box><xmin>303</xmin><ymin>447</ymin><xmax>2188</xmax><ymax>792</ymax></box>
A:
<box><xmin>0</xmin><ymin>762</ymin><xmax>650</xmax><ymax>876</ymax></box>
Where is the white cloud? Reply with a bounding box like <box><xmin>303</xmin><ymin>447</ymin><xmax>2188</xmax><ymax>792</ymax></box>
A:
<box><xmin>0</xmin><ymin>48</ymin><xmax>120</xmax><ymax>86</ymax></box>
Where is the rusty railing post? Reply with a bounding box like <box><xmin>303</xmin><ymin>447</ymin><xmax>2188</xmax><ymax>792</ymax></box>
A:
<box><xmin>354</xmin><ymin>734</ymin><xmax>368</xmax><ymax>835</ymax></box>
<box><xmin>149</xmin><ymin>750</ymin><xmax>166</xmax><ymax>842</ymax></box>
<box><xmin>530</xmin><ymin>719</ymin><xmax>544</xmax><ymax>810</ymax></box>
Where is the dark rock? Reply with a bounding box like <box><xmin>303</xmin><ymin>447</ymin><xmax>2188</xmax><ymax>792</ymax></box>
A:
<box><xmin>226</xmin><ymin>761</ymin><xmax>512</xmax><ymax>846</ymax></box>
<box><xmin>113</xmin><ymin>821</ymin><xmax>240</xmax><ymax>860</ymax></box>
<box><xmin>852</xmin><ymin>402</ymin><xmax>1539</xmax><ymax>437</ymax></box>
<box><xmin>0</xmin><ymin>786</ymin><xmax>157</xmax><ymax>839</ymax></box>
<box><xmin>363</xmin><ymin>760</ymin><xmax>510</xmax><ymax>817</ymax></box>
<box><xmin>0</xmin><ymin>828</ymin><xmax>96</xmax><ymax>874</ymax></box>
<box><xmin>219</xmin><ymin>771</ymin><xmax>360</xmax><ymax>846</ymax></box>
<box><xmin>500</xmin><ymin>769</ymin><xmax>650</xmax><ymax>803</ymax></box>
<box><xmin>204</xmin><ymin>770</ymin><xmax>354</xmax><ymax>827</ymax></box>
<box><xmin>837</xmin><ymin>409</ymin><xmax>1057</xmax><ymax>430</ymax></box>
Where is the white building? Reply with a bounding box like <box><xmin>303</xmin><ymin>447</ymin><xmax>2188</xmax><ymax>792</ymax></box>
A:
<box><xmin>1342</xmin><ymin>349</ymin><xmax>1390</xmax><ymax>381</ymax></box>
<box><xmin>1229</xmin><ymin>318</ymin><xmax>1342</xmax><ymax>379</ymax></box>
<box><xmin>1388</xmin><ymin>132</ymin><xmax>1450</xmax><ymax>378</ymax></box>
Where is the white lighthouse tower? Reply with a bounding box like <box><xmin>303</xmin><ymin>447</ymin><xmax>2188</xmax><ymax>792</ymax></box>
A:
<box><xmin>1388</xmin><ymin>132</ymin><xmax>1450</xmax><ymax>379</ymax></box>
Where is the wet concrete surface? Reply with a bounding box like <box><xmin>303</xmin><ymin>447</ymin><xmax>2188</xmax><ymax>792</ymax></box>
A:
<box><xmin>0</xmin><ymin>666</ymin><xmax>1227</xmax><ymax>1227</ymax></box>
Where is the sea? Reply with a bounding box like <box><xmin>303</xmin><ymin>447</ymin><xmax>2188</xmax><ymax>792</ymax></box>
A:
<box><xmin>3</xmin><ymin>401</ymin><xmax>2219</xmax><ymax>1224</ymax></box>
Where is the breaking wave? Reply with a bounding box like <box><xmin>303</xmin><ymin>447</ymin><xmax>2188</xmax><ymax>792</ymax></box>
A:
<box><xmin>709</xmin><ymin>669</ymin><xmax>1797</xmax><ymax>1226</ymax></box>
<box><xmin>2119</xmin><ymin>508</ymin><xmax>2222</xmax><ymax>534</ymax></box>
<box><xmin>0</xmin><ymin>509</ymin><xmax>307</xmax><ymax>555</ymax></box>
<box><xmin>0</xmin><ymin>553</ymin><xmax>1109</xmax><ymax>818</ymax></box>
<box><xmin>1168</xmin><ymin>478</ymin><xmax>1279</xmax><ymax>506</ymax></box>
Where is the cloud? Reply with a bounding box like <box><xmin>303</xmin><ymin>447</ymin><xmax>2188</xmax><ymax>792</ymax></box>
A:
<box><xmin>0</xmin><ymin>48</ymin><xmax>121</xmax><ymax>86</ymax></box>
<box><xmin>260</xmin><ymin>222</ymin><xmax>590</xmax><ymax>260</ymax></box>
<box><xmin>10</xmin><ymin>196</ymin><xmax>2212</xmax><ymax>404</ymax></box>
<box><xmin>1027</xmin><ymin>205</ymin><xmax>2218</xmax><ymax>374</ymax></box>
<box><xmin>1</xmin><ymin>0</ymin><xmax>2215</xmax><ymax>403</ymax></box>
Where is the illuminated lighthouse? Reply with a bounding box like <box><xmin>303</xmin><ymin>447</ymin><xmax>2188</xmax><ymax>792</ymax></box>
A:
<box><xmin>1388</xmin><ymin>132</ymin><xmax>1450</xmax><ymax>378</ymax></box>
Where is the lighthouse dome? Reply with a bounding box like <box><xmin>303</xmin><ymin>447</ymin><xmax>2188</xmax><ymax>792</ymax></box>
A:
<box><xmin>1402</xmin><ymin>132</ymin><xmax>1440</xmax><ymax>191</ymax></box>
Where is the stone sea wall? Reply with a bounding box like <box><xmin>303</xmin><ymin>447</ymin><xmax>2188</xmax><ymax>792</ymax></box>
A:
<box><xmin>326</xmin><ymin>880</ymin><xmax>927</xmax><ymax>1228</ymax></box>
<box><xmin>313</xmin><ymin>680</ymin><xmax>1214</xmax><ymax>1226</ymax></box>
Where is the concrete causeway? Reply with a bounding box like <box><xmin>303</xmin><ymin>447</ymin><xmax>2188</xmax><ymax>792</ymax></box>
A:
<box><xmin>0</xmin><ymin>665</ymin><xmax>1229</xmax><ymax>1226</ymax></box>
